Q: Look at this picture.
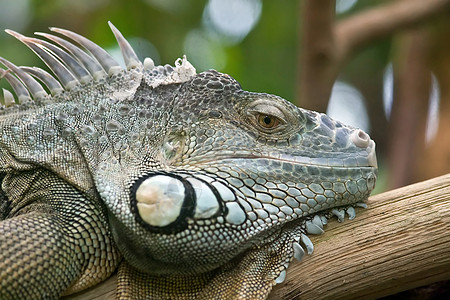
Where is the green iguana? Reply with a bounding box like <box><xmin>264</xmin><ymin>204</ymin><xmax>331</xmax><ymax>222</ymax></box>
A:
<box><xmin>0</xmin><ymin>22</ymin><xmax>377</xmax><ymax>299</ymax></box>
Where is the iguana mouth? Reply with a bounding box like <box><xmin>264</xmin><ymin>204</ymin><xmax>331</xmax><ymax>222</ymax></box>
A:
<box><xmin>189</xmin><ymin>140</ymin><xmax>377</xmax><ymax>169</ymax></box>
<box><xmin>270</xmin><ymin>141</ymin><xmax>377</xmax><ymax>169</ymax></box>
<box><xmin>243</xmin><ymin>196</ymin><xmax>369</xmax><ymax>285</ymax></box>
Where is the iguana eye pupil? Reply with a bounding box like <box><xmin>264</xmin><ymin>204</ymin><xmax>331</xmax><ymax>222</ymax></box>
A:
<box><xmin>258</xmin><ymin>114</ymin><xmax>279</xmax><ymax>128</ymax></box>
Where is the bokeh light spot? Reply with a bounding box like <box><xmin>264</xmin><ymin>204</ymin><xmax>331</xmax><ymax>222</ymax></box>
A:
<box><xmin>327</xmin><ymin>81</ymin><xmax>370</xmax><ymax>133</ymax></box>
<box><xmin>336</xmin><ymin>0</ymin><xmax>358</xmax><ymax>14</ymax></box>
<box><xmin>203</xmin><ymin>0</ymin><xmax>262</xmax><ymax>45</ymax></box>
<box><xmin>0</xmin><ymin>0</ymin><xmax>31</xmax><ymax>31</ymax></box>
<box><xmin>183</xmin><ymin>29</ymin><xmax>226</xmax><ymax>71</ymax></box>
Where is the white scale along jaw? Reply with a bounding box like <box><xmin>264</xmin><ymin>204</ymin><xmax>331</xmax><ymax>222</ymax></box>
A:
<box><xmin>0</xmin><ymin>21</ymin><xmax>378</xmax><ymax>295</ymax></box>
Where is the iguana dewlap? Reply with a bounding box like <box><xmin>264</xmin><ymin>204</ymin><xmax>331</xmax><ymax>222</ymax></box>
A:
<box><xmin>0</xmin><ymin>22</ymin><xmax>377</xmax><ymax>299</ymax></box>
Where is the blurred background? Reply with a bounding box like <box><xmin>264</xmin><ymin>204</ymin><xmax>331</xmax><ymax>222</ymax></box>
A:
<box><xmin>0</xmin><ymin>0</ymin><xmax>449</xmax><ymax>194</ymax></box>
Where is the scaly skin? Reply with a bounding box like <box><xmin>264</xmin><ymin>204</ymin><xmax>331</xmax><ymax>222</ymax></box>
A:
<box><xmin>0</xmin><ymin>23</ymin><xmax>377</xmax><ymax>299</ymax></box>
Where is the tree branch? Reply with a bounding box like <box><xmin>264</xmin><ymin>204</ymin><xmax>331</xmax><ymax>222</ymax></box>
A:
<box><xmin>297</xmin><ymin>0</ymin><xmax>450</xmax><ymax>111</ymax></box>
<box><xmin>269</xmin><ymin>173</ymin><xmax>450</xmax><ymax>299</ymax></box>
<box><xmin>297</xmin><ymin>0</ymin><xmax>336</xmax><ymax>111</ymax></box>
<box><xmin>386</xmin><ymin>29</ymin><xmax>431</xmax><ymax>189</ymax></box>
<box><xmin>64</xmin><ymin>174</ymin><xmax>450</xmax><ymax>299</ymax></box>
<box><xmin>335</xmin><ymin>0</ymin><xmax>450</xmax><ymax>61</ymax></box>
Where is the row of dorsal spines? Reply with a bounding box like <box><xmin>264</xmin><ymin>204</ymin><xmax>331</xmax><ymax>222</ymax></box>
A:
<box><xmin>0</xmin><ymin>22</ymin><xmax>197</xmax><ymax>108</ymax></box>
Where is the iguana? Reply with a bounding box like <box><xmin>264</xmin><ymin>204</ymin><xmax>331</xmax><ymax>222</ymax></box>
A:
<box><xmin>0</xmin><ymin>22</ymin><xmax>377</xmax><ymax>299</ymax></box>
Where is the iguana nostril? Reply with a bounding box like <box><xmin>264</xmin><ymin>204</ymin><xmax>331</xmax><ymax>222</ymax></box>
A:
<box><xmin>351</xmin><ymin>129</ymin><xmax>370</xmax><ymax>148</ymax></box>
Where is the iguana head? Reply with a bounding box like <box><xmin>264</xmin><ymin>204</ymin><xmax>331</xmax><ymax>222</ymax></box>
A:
<box><xmin>0</xmin><ymin>23</ymin><xmax>377</xmax><ymax>284</ymax></box>
<box><xmin>114</xmin><ymin>67</ymin><xmax>377</xmax><ymax>276</ymax></box>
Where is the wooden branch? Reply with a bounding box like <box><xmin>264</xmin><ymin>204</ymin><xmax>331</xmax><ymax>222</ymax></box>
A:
<box><xmin>297</xmin><ymin>0</ymin><xmax>450</xmax><ymax>110</ymax></box>
<box><xmin>386</xmin><ymin>29</ymin><xmax>431</xmax><ymax>189</ymax></box>
<box><xmin>64</xmin><ymin>174</ymin><xmax>450</xmax><ymax>299</ymax></box>
<box><xmin>269</xmin><ymin>173</ymin><xmax>450</xmax><ymax>299</ymax></box>
<box><xmin>335</xmin><ymin>0</ymin><xmax>450</xmax><ymax>60</ymax></box>
<box><xmin>297</xmin><ymin>0</ymin><xmax>336</xmax><ymax>111</ymax></box>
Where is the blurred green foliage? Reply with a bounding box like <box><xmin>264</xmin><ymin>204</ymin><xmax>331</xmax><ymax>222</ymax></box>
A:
<box><xmin>0</xmin><ymin>0</ymin><xmax>393</xmax><ymax>105</ymax></box>
<box><xmin>0</xmin><ymin>0</ymin><xmax>299</xmax><ymax>100</ymax></box>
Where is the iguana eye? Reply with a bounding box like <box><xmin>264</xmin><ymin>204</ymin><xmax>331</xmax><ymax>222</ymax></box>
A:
<box><xmin>257</xmin><ymin>114</ymin><xmax>280</xmax><ymax>129</ymax></box>
<box><xmin>246</xmin><ymin>102</ymin><xmax>288</xmax><ymax>134</ymax></box>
